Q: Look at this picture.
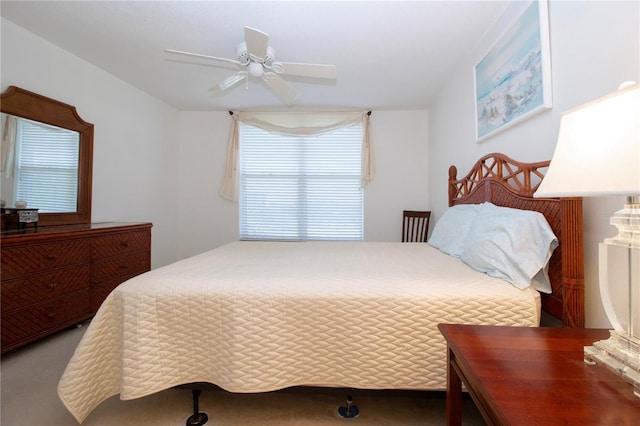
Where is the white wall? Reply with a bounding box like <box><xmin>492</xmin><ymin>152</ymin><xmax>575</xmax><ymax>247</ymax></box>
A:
<box><xmin>429</xmin><ymin>1</ymin><xmax>640</xmax><ymax>328</ymax></box>
<box><xmin>176</xmin><ymin>111</ymin><xmax>238</xmax><ymax>259</ymax></box>
<box><xmin>175</xmin><ymin>109</ymin><xmax>430</xmax><ymax>259</ymax></box>
<box><xmin>1</xmin><ymin>18</ymin><xmax>181</xmax><ymax>268</ymax></box>
<box><xmin>364</xmin><ymin>110</ymin><xmax>429</xmax><ymax>241</ymax></box>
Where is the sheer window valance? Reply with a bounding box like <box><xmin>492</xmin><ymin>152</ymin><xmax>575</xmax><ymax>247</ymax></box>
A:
<box><xmin>220</xmin><ymin>111</ymin><xmax>373</xmax><ymax>202</ymax></box>
<box><xmin>1</xmin><ymin>114</ymin><xmax>17</xmax><ymax>178</ymax></box>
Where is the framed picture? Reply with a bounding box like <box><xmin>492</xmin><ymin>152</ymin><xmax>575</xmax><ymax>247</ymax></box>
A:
<box><xmin>474</xmin><ymin>0</ymin><xmax>552</xmax><ymax>142</ymax></box>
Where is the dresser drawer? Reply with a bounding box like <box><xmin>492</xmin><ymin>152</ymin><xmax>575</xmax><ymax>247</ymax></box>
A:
<box><xmin>1</xmin><ymin>239</ymin><xmax>91</xmax><ymax>280</ymax></box>
<box><xmin>1</xmin><ymin>289</ymin><xmax>91</xmax><ymax>351</ymax></box>
<box><xmin>1</xmin><ymin>265</ymin><xmax>91</xmax><ymax>313</ymax></box>
<box><xmin>92</xmin><ymin>251</ymin><xmax>150</xmax><ymax>284</ymax></box>
<box><xmin>91</xmin><ymin>276</ymin><xmax>138</xmax><ymax>312</ymax></box>
<box><xmin>92</xmin><ymin>230</ymin><xmax>151</xmax><ymax>259</ymax></box>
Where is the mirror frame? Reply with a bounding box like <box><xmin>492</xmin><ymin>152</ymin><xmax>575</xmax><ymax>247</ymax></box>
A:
<box><xmin>1</xmin><ymin>86</ymin><xmax>93</xmax><ymax>226</ymax></box>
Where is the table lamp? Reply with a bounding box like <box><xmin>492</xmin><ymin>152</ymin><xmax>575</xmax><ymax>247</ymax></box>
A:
<box><xmin>535</xmin><ymin>82</ymin><xmax>639</xmax><ymax>397</ymax></box>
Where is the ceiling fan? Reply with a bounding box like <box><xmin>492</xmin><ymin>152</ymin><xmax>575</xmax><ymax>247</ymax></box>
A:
<box><xmin>166</xmin><ymin>26</ymin><xmax>337</xmax><ymax>104</ymax></box>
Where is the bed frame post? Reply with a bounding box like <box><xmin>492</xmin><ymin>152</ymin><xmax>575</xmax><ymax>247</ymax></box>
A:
<box><xmin>560</xmin><ymin>198</ymin><xmax>585</xmax><ymax>328</ymax></box>
<box><xmin>448</xmin><ymin>166</ymin><xmax>458</xmax><ymax>207</ymax></box>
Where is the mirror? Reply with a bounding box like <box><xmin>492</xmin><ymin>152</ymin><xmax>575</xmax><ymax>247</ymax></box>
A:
<box><xmin>1</xmin><ymin>86</ymin><xmax>93</xmax><ymax>227</ymax></box>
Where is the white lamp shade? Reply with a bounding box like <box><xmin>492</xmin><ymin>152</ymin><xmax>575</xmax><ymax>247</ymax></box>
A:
<box><xmin>535</xmin><ymin>84</ymin><xmax>640</xmax><ymax>197</ymax></box>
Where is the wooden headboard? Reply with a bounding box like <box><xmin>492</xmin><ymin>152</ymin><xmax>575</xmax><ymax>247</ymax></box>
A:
<box><xmin>448</xmin><ymin>153</ymin><xmax>584</xmax><ymax>328</ymax></box>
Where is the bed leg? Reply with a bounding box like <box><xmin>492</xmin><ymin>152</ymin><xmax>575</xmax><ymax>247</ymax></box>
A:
<box><xmin>185</xmin><ymin>389</ymin><xmax>208</xmax><ymax>426</ymax></box>
<box><xmin>336</xmin><ymin>395</ymin><xmax>359</xmax><ymax>419</ymax></box>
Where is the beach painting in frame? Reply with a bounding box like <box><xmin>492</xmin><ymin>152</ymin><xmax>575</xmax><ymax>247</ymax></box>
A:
<box><xmin>475</xmin><ymin>0</ymin><xmax>552</xmax><ymax>142</ymax></box>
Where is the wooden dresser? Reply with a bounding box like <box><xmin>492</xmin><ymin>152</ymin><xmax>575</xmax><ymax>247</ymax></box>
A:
<box><xmin>1</xmin><ymin>222</ymin><xmax>152</xmax><ymax>353</ymax></box>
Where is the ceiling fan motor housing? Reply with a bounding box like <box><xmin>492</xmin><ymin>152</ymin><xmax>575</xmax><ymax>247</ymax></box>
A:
<box><xmin>236</xmin><ymin>42</ymin><xmax>276</xmax><ymax>67</ymax></box>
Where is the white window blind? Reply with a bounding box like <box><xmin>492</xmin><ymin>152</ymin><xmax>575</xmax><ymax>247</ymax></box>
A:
<box><xmin>15</xmin><ymin>118</ymin><xmax>79</xmax><ymax>212</ymax></box>
<box><xmin>239</xmin><ymin>123</ymin><xmax>364</xmax><ymax>241</ymax></box>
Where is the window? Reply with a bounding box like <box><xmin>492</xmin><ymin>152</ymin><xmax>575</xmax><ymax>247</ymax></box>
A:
<box><xmin>239</xmin><ymin>123</ymin><xmax>364</xmax><ymax>241</ymax></box>
<box><xmin>14</xmin><ymin>118</ymin><xmax>79</xmax><ymax>212</ymax></box>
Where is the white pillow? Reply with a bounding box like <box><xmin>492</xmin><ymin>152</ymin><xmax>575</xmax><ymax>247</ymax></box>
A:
<box><xmin>428</xmin><ymin>204</ymin><xmax>481</xmax><ymax>257</ymax></box>
<box><xmin>460</xmin><ymin>202</ymin><xmax>558</xmax><ymax>293</ymax></box>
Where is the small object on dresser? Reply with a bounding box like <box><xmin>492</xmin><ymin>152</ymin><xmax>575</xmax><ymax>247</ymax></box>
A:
<box><xmin>14</xmin><ymin>200</ymin><xmax>27</xmax><ymax>209</ymax></box>
<box><xmin>2</xmin><ymin>208</ymin><xmax>39</xmax><ymax>231</ymax></box>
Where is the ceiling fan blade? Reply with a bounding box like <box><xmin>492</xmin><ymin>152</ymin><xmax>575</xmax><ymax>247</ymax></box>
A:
<box><xmin>210</xmin><ymin>71</ymin><xmax>247</xmax><ymax>94</ymax></box>
<box><xmin>165</xmin><ymin>49</ymin><xmax>241</xmax><ymax>66</ymax></box>
<box><xmin>244</xmin><ymin>26</ymin><xmax>269</xmax><ymax>61</ymax></box>
<box><xmin>278</xmin><ymin>62</ymin><xmax>337</xmax><ymax>80</ymax></box>
<box><xmin>263</xmin><ymin>73</ymin><xmax>298</xmax><ymax>104</ymax></box>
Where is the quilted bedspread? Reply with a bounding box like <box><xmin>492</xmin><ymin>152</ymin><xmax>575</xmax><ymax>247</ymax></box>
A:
<box><xmin>58</xmin><ymin>241</ymin><xmax>540</xmax><ymax>423</ymax></box>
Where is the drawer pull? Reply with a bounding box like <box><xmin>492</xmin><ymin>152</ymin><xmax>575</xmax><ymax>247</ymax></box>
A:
<box><xmin>119</xmin><ymin>264</ymin><xmax>129</xmax><ymax>270</ymax></box>
<box><xmin>47</xmin><ymin>312</ymin><xmax>55</xmax><ymax>319</ymax></box>
<box><xmin>119</xmin><ymin>241</ymin><xmax>129</xmax><ymax>248</ymax></box>
<box><xmin>47</xmin><ymin>283</ymin><xmax>57</xmax><ymax>289</ymax></box>
<box><xmin>47</xmin><ymin>253</ymin><xmax>57</xmax><ymax>261</ymax></box>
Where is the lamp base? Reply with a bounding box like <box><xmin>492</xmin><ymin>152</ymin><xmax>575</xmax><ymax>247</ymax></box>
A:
<box><xmin>584</xmin><ymin>330</ymin><xmax>640</xmax><ymax>398</ymax></box>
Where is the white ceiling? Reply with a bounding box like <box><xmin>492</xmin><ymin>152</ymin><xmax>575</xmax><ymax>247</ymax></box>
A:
<box><xmin>1</xmin><ymin>1</ymin><xmax>509</xmax><ymax>111</ymax></box>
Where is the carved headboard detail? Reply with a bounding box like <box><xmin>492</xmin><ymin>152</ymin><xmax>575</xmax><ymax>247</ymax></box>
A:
<box><xmin>448</xmin><ymin>153</ymin><xmax>584</xmax><ymax>328</ymax></box>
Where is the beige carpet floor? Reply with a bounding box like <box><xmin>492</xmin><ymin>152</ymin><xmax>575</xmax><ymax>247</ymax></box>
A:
<box><xmin>1</xmin><ymin>321</ymin><xmax>484</xmax><ymax>425</ymax></box>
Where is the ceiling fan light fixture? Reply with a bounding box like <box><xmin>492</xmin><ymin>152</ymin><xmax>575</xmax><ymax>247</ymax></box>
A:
<box><xmin>264</xmin><ymin>46</ymin><xmax>276</xmax><ymax>67</ymax></box>
<box><xmin>248</xmin><ymin>61</ymin><xmax>263</xmax><ymax>77</ymax></box>
<box><xmin>236</xmin><ymin>42</ymin><xmax>250</xmax><ymax>65</ymax></box>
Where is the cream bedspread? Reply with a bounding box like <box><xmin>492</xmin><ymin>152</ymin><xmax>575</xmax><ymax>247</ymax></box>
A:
<box><xmin>58</xmin><ymin>241</ymin><xmax>540</xmax><ymax>423</ymax></box>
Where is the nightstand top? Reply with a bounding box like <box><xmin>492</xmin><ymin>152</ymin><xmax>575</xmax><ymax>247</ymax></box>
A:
<box><xmin>439</xmin><ymin>324</ymin><xmax>640</xmax><ymax>425</ymax></box>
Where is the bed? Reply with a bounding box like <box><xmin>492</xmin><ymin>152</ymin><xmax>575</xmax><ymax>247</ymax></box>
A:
<box><xmin>57</xmin><ymin>153</ymin><xmax>584</xmax><ymax>423</ymax></box>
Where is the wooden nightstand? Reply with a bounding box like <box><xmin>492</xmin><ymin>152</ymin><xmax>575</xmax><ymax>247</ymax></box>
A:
<box><xmin>438</xmin><ymin>324</ymin><xmax>640</xmax><ymax>426</ymax></box>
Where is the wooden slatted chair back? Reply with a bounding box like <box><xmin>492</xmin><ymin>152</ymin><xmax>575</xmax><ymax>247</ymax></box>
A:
<box><xmin>402</xmin><ymin>210</ymin><xmax>431</xmax><ymax>242</ymax></box>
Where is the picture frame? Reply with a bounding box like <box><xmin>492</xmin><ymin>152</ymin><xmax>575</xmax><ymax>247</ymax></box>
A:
<box><xmin>474</xmin><ymin>0</ymin><xmax>552</xmax><ymax>142</ymax></box>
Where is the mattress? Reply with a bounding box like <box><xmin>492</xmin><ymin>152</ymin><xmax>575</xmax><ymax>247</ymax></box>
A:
<box><xmin>58</xmin><ymin>241</ymin><xmax>540</xmax><ymax>423</ymax></box>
